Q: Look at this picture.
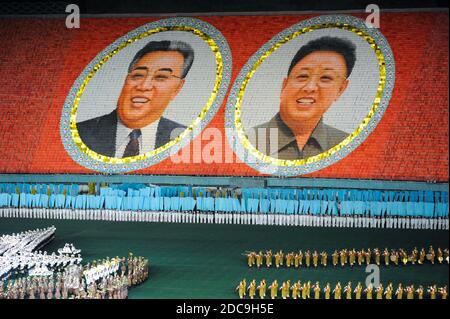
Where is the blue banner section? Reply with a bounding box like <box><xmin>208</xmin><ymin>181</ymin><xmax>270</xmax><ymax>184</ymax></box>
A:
<box><xmin>0</xmin><ymin>183</ymin><xmax>448</xmax><ymax>217</ymax></box>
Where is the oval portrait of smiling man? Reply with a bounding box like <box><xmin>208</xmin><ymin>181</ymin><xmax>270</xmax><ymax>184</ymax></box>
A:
<box><xmin>61</xmin><ymin>18</ymin><xmax>231</xmax><ymax>173</ymax></box>
<box><xmin>225</xmin><ymin>15</ymin><xmax>395</xmax><ymax>177</ymax></box>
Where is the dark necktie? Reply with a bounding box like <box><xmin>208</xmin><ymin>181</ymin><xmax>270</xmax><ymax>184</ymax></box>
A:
<box><xmin>122</xmin><ymin>129</ymin><xmax>141</xmax><ymax>158</ymax></box>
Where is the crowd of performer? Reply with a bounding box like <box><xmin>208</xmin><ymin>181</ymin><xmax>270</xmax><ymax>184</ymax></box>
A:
<box><xmin>0</xmin><ymin>253</ymin><xmax>149</xmax><ymax>299</ymax></box>
<box><xmin>236</xmin><ymin>279</ymin><xmax>448</xmax><ymax>299</ymax></box>
<box><xmin>245</xmin><ymin>246</ymin><xmax>449</xmax><ymax>268</ymax></box>
<box><xmin>0</xmin><ymin>183</ymin><xmax>448</xmax><ymax>229</ymax></box>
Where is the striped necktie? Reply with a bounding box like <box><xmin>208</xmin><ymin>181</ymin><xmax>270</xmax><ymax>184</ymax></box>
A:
<box><xmin>122</xmin><ymin>129</ymin><xmax>141</xmax><ymax>158</ymax></box>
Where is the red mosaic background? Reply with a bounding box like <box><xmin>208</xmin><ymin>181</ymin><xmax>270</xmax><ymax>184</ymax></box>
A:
<box><xmin>0</xmin><ymin>12</ymin><xmax>448</xmax><ymax>181</ymax></box>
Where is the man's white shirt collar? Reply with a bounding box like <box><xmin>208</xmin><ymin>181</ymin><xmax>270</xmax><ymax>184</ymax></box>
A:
<box><xmin>115</xmin><ymin>117</ymin><xmax>160</xmax><ymax>158</ymax></box>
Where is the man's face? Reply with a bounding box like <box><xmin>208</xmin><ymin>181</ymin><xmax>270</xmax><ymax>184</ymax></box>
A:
<box><xmin>117</xmin><ymin>51</ymin><xmax>185</xmax><ymax>128</ymax></box>
<box><xmin>280</xmin><ymin>51</ymin><xmax>349</xmax><ymax>127</ymax></box>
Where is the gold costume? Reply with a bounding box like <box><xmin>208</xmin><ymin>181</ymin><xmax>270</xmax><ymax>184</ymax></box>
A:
<box><xmin>418</xmin><ymin>249</ymin><xmax>426</xmax><ymax>264</ymax></box>
<box><xmin>305</xmin><ymin>251</ymin><xmax>311</xmax><ymax>268</ymax></box>
<box><xmin>291</xmin><ymin>282</ymin><xmax>300</xmax><ymax>299</ymax></box>
<box><xmin>374</xmin><ymin>249</ymin><xmax>381</xmax><ymax>266</ymax></box>
<box><xmin>365</xmin><ymin>249</ymin><xmax>372</xmax><ymax>265</ymax></box>
<box><xmin>437</xmin><ymin>248</ymin><xmax>443</xmax><ymax>264</ymax></box>
<box><xmin>294</xmin><ymin>254</ymin><xmax>300</xmax><ymax>268</ymax></box>
<box><xmin>349</xmin><ymin>250</ymin><xmax>356</xmax><ymax>266</ymax></box>
<box><xmin>257</xmin><ymin>280</ymin><xmax>266</xmax><ymax>299</ymax></box>
<box><xmin>312</xmin><ymin>251</ymin><xmax>319</xmax><ymax>268</ymax></box>
<box><xmin>286</xmin><ymin>253</ymin><xmax>293</xmax><ymax>268</ymax></box>
<box><xmin>395</xmin><ymin>284</ymin><xmax>404</xmax><ymax>299</ymax></box>
<box><xmin>344</xmin><ymin>282</ymin><xmax>352</xmax><ymax>299</ymax></box>
<box><xmin>339</xmin><ymin>250</ymin><xmax>346</xmax><ymax>267</ymax></box>
<box><xmin>269</xmin><ymin>280</ymin><xmax>278</xmax><ymax>299</ymax></box>
<box><xmin>428</xmin><ymin>286</ymin><xmax>436</xmax><ymax>300</ymax></box>
<box><xmin>275</xmin><ymin>253</ymin><xmax>282</xmax><ymax>268</ymax></box>
<box><xmin>357</xmin><ymin>251</ymin><xmax>364</xmax><ymax>266</ymax></box>
<box><xmin>376</xmin><ymin>284</ymin><xmax>384</xmax><ymax>299</ymax></box>
<box><xmin>248</xmin><ymin>280</ymin><xmax>256</xmax><ymax>299</ymax></box>
<box><xmin>313</xmin><ymin>282</ymin><xmax>321</xmax><ymax>299</ymax></box>
<box><xmin>265</xmin><ymin>250</ymin><xmax>273</xmax><ymax>267</ymax></box>
<box><xmin>332</xmin><ymin>251</ymin><xmax>339</xmax><ymax>267</ymax></box>
<box><xmin>383</xmin><ymin>248</ymin><xmax>390</xmax><ymax>266</ymax></box>
<box><xmin>256</xmin><ymin>252</ymin><xmax>263</xmax><ymax>268</ymax></box>
<box><xmin>354</xmin><ymin>283</ymin><xmax>363</xmax><ymax>299</ymax></box>
<box><xmin>333</xmin><ymin>283</ymin><xmax>342</xmax><ymax>299</ymax></box>
<box><xmin>406</xmin><ymin>286</ymin><xmax>414</xmax><ymax>299</ymax></box>
<box><xmin>416</xmin><ymin>286</ymin><xmax>424</xmax><ymax>299</ymax></box>
<box><xmin>236</xmin><ymin>280</ymin><xmax>246</xmax><ymax>299</ymax></box>
<box><xmin>365</xmin><ymin>286</ymin><xmax>373</xmax><ymax>299</ymax></box>
<box><xmin>438</xmin><ymin>287</ymin><xmax>447</xmax><ymax>299</ymax></box>
<box><xmin>247</xmin><ymin>252</ymin><xmax>255</xmax><ymax>267</ymax></box>
<box><xmin>321</xmin><ymin>251</ymin><xmax>328</xmax><ymax>267</ymax></box>
<box><xmin>384</xmin><ymin>284</ymin><xmax>393</xmax><ymax>299</ymax></box>
<box><xmin>324</xmin><ymin>284</ymin><xmax>331</xmax><ymax>299</ymax></box>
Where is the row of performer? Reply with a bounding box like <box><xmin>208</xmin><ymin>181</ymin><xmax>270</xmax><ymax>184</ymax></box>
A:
<box><xmin>0</xmin><ymin>272</ymin><xmax>129</xmax><ymax>299</ymax></box>
<box><xmin>246</xmin><ymin>246</ymin><xmax>449</xmax><ymax>268</ymax></box>
<box><xmin>0</xmin><ymin>253</ymin><xmax>149</xmax><ymax>299</ymax></box>
<box><xmin>1</xmin><ymin>186</ymin><xmax>448</xmax><ymax>219</ymax></box>
<box><xmin>1</xmin><ymin>208</ymin><xmax>448</xmax><ymax>230</ymax></box>
<box><xmin>236</xmin><ymin>279</ymin><xmax>448</xmax><ymax>299</ymax></box>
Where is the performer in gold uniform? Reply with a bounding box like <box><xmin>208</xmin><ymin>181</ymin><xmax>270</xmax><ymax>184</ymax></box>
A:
<box><xmin>236</xmin><ymin>279</ymin><xmax>246</xmax><ymax>299</ymax></box>
<box><xmin>406</xmin><ymin>285</ymin><xmax>414</xmax><ymax>299</ymax></box>
<box><xmin>349</xmin><ymin>249</ymin><xmax>356</xmax><ymax>267</ymax></box>
<box><xmin>313</xmin><ymin>282</ymin><xmax>321</xmax><ymax>299</ymax></box>
<box><xmin>294</xmin><ymin>252</ymin><xmax>301</xmax><ymax>268</ymax></box>
<box><xmin>275</xmin><ymin>252</ymin><xmax>282</xmax><ymax>268</ymax></box>
<box><xmin>339</xmin><ymin>250</ymin><xmax>346</xmax><ymax>267</ymax></box>
<box><xmin>269</xmin><ymin>280</ymin><xmax>278</xmax><ymax>299</ymax></box>
<box><xmin>384</xmin><ymin>283</ymin><xmax>393</xmax><ymax>299</ymax></box>
<box><xmin>428</xmin><ymin>245</ymin><xmax>435</xmax><ymax>265</ymax></box>
<box><xmin>333</xmin><ymin>282</ymin><xmax>342</xmax><ymax>299</ymax></box>
<box><xmin>365</xmin><ymin>248</ymin><xmax>372</xmax><ymax>265</ymax></box>
<box><xmin>395</xmin><ymin>283</ymin><xmax>404</xmax><ymax>299</ymax></box>
<box><xmin>383</xmin><ymin>248</ymin><xmax>390</xmax><ymax>266</ymax></box>
<box><xmin>438</xmin><ymin>286</ymin><xmax>447</xmax><ymax>299</ymax></box>
<box><xmin>399</xmin><ymin>249</ymin><xmax>408</xmax><ymax>265</ymax></box>
<box><xmin>374</xmin><ymin>248</ymin><xmax>381</xmax><ymax>266</ymax></box>
<box><xmin>286</xmin><ymin>252</ymin><xmax>293</xmax><ymax>268</ymax></box>
<box><xmin>324</xmin><ymin>283</ymin><xmax>331</xmax><ymax>299</ymax></box>
<box><xmin>428</xmin><ymin>285</ymin><xmax>436</xmax><ymax>300</ymax></box>
<box><xmin>312</xmin><ymin>251</ymin><xmax>319</xmax><ymax>268</ymax></box>
<box><xmin>247</xmin><ymin>252</ymin><xmax>255</xmax><ymax>267</ymax></box>
<box><xmin>376</xmin><ymin>283</ymin><xmax>384</xmax><ymax>299</ymax></box>
<box><xmin>410</xmin><ymin>247</ymin><xmax>418</xmax><ymax>265</ymax></box>
<box><xmin>364</xmin><ymin>284</ymin><xmax>373</xmax><ymax>299</ymax></box>
<box><xmin>418</xmin><ymin>248</ymin><xmax>426</xmax><ymax>265</ymax></box>
<box><xmin>437</xmin><ymin>247</ymin><xmax>443</xmax><ymax>264</ymax></box>
<box><xmin>343</xmin><ymin>281</ymin><xmax>352</xmax><ymax>299</ymax></box>
<box><xmin>357</xmin><ymin>250</ymin><xmax>364</xmax><ymax>266</ymax></box>
<box><xmin>305</xmin><ymin>250</ymin><xmax>311</xmax><ymax>268</ymax></box>
<box><xmin>332</xmin><ymin>250</ymin><xmax>339</xmax><ymax>267</ymax></box>
<box><xmin>248</xmin><ymin>279</ymin><xmax>257</xmax><ymax>299</ymax></box>
<box><xmin>265</xmin><ymin>250</ymin><xmax>273</xmax><ymax>268</ymax></box>
<box><xmin>416</xmin><ymin>285</ymin><xmax>424</xmax><ymax>299</ymax></box>
<box><xmin>354</xmin><ymin>282</ymin><xmax>363</xmax><ymax>299</ymax></box>
<box><xmin>256</xmin><ymin>251</ymin><xmax>263</xmax><ymax>268</ymax></box>
<box><xmin>320</xmin><ymin>251</ymin><xmax>328</xmax><ymax>267</ymax></box>
<box><xmin>257</xmin><ymin>279</ymin><xmax>266</xmax><ymax>299</ymax></box>
<box><xmin>291</xmin><ymin>281</ymin><xmax>300</xmax><ymax>300</ymax></box>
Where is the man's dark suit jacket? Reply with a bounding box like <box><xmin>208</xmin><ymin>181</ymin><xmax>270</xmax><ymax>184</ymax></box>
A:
<box><xmin>76</xmin><ymin>110</ymin><xmax>186</xmax><ymax>157</ymax></box>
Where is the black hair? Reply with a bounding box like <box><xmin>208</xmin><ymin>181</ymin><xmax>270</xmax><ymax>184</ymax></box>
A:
<box><xmin>128</xmin><ymin>40</ymin><xmax>194</xmax><ymax>78</ymax></box>
<box><xmin>288</xmin><ymin>36</ymin><xmax>356</xmax><ymax>78</ymax></box>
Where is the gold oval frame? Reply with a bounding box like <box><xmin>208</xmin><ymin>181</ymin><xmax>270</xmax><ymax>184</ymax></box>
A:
<box><xmin>69</xmin><ymin>26</ymin><xmax>223</xmax><ymax>165</ymax></box>
<box><xmin>234</xmin><ymin>23</ymin><xmax>386</xmax><ymax>167</ymax></box>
